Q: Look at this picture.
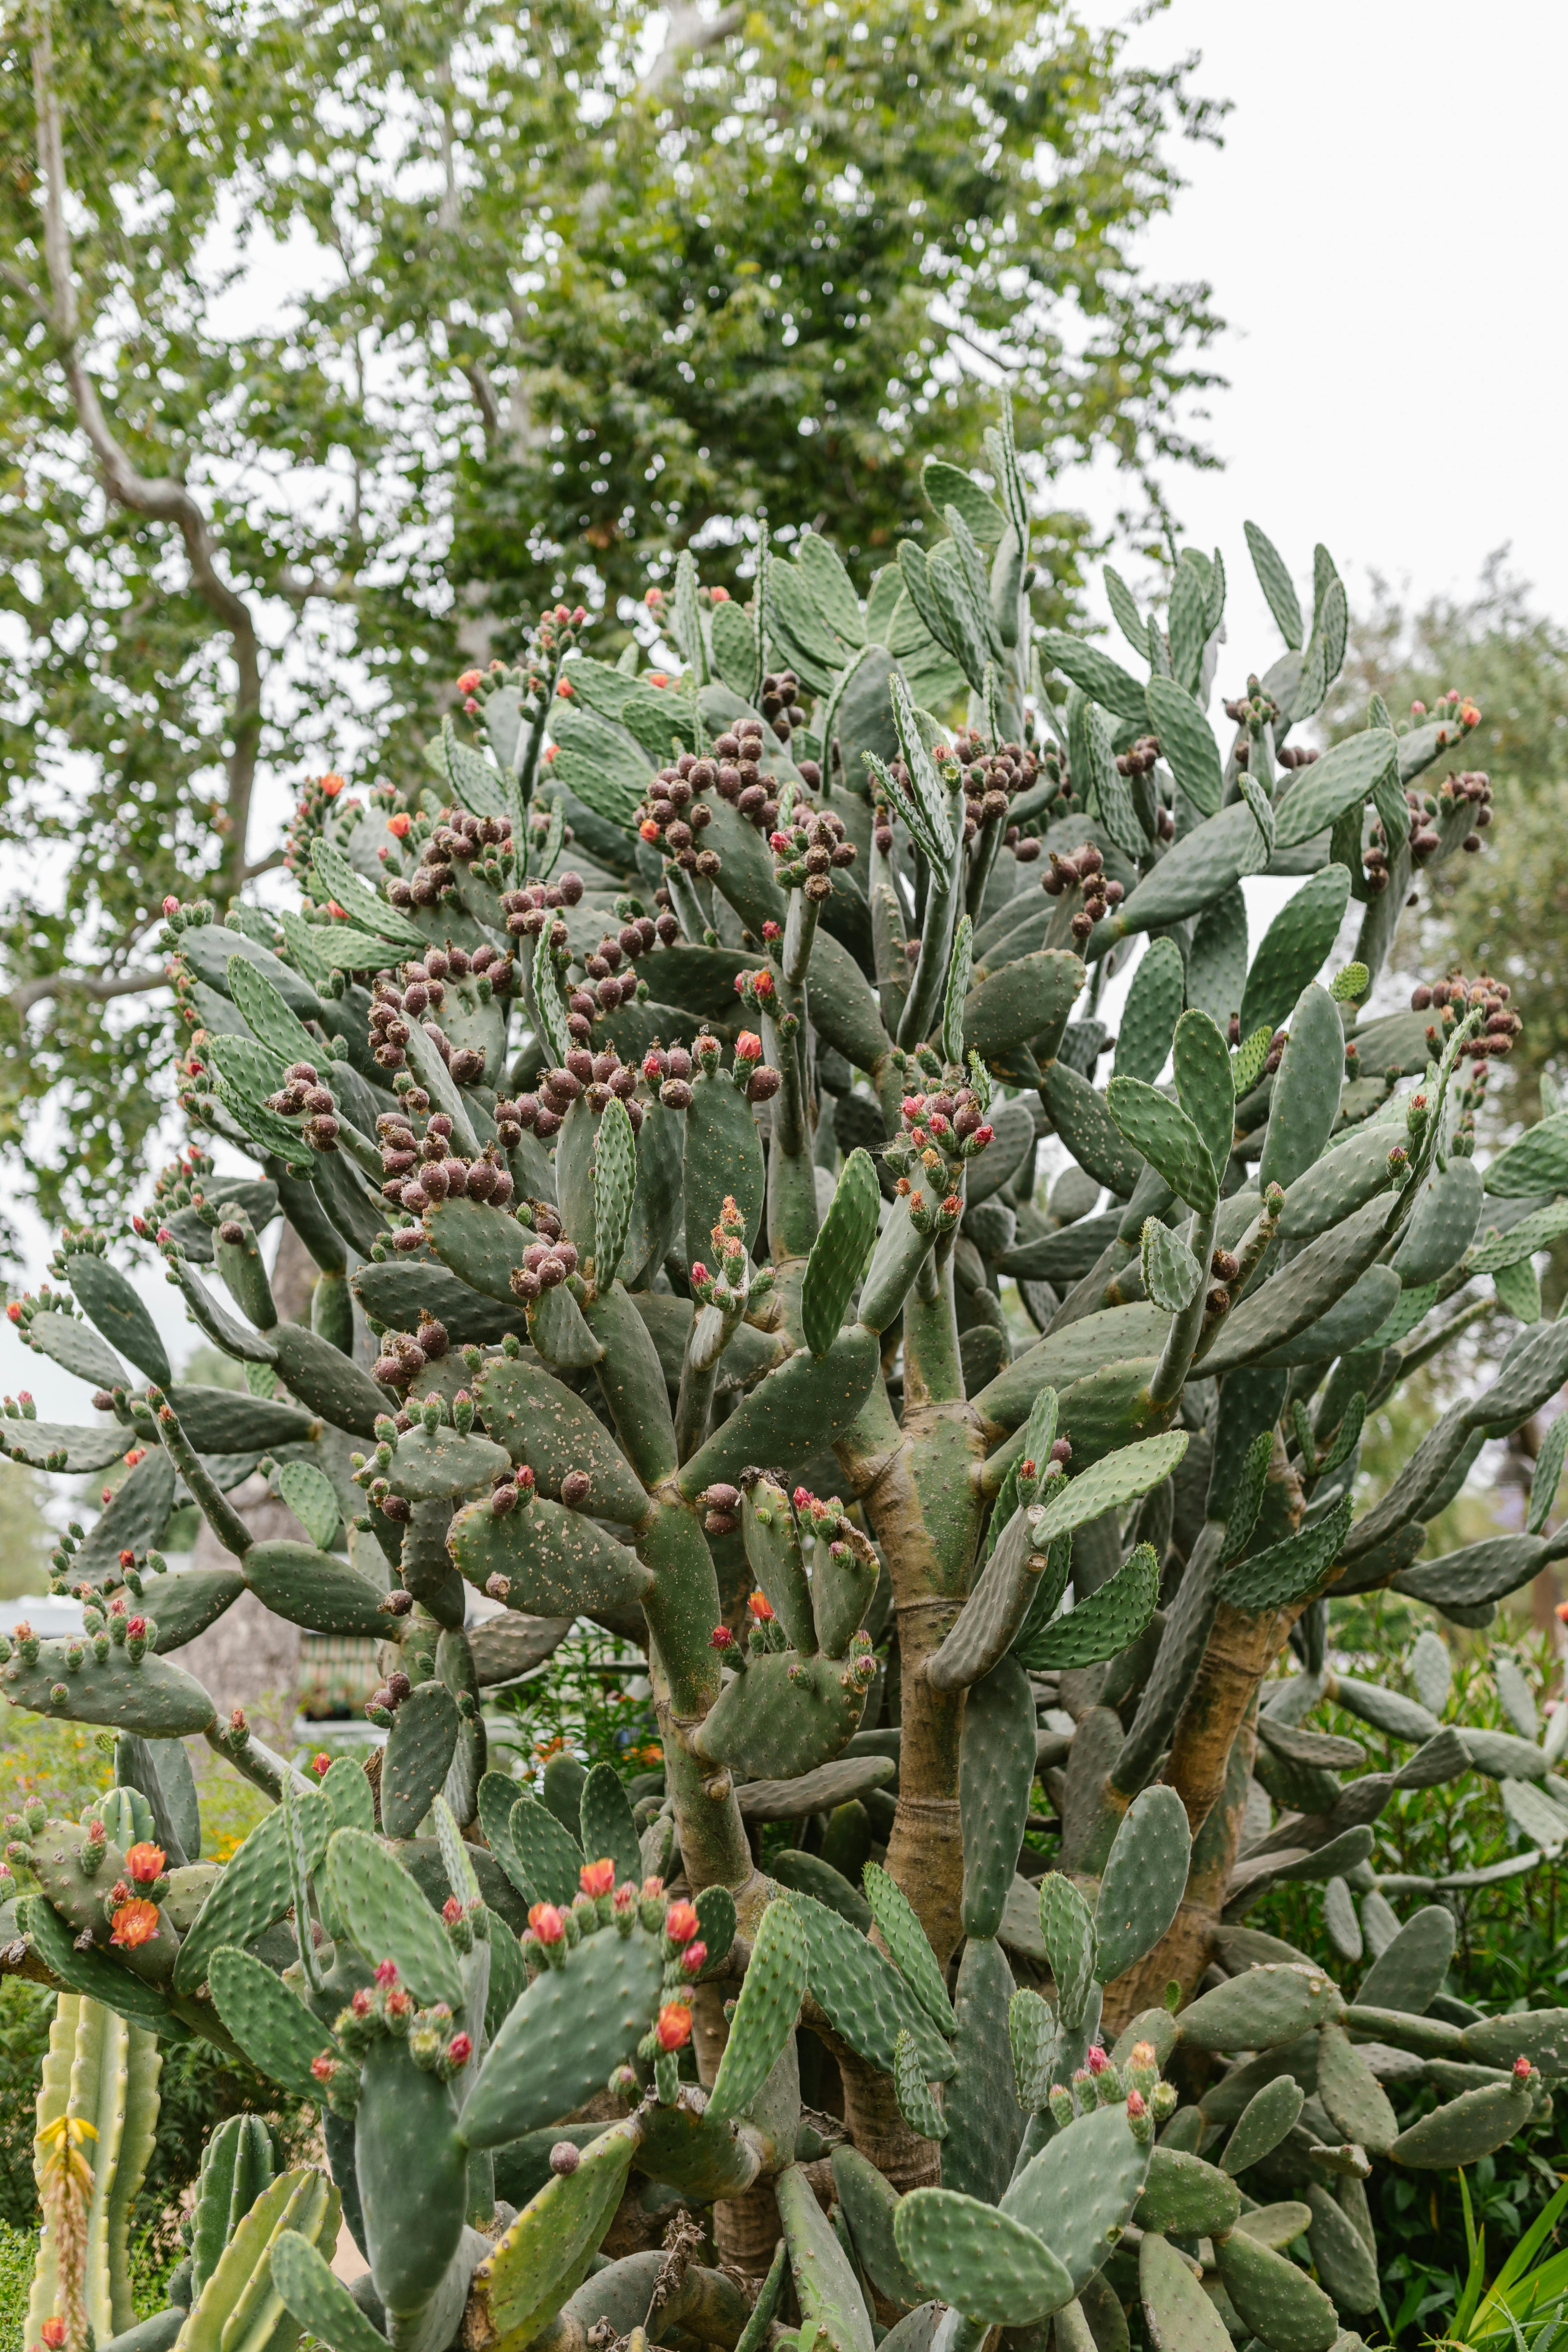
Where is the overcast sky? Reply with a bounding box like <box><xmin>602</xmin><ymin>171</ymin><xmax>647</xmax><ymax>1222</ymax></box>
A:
<box><xmin>1069</xmin><ymin>0</ymin><xmax>1568</xmax><ymax>660</ymax></box>
<box><xmin>5</xmin><ymin>0</ymin><xmax>1563</xmax><ymax>1421</ymax></box>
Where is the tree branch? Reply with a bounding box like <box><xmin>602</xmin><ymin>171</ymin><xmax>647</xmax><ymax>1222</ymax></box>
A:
<box><xmin>28</xmin><ymin>0</ymin><xmax>263</xmax><ymax>911</ymax></box>
<box><xmin>5</xmin><ymin>966</ymin><xmax>168</xmax><ymax>1019</ymax></box>
<box><xmin>638</xmin><ymin>4</ymin><xmax>743</xmax><ymax>96</ymax></box>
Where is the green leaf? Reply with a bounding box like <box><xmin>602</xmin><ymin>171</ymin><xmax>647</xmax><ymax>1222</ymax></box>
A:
<box><xmin>802</xmin><ymin>1150</ymin><xmax>881</xmax><ymax>1357</ymax></box>
<box><xmin>1146</xmin><ymin>676</ymin><xmax>1222</xmax><ymax>818</ymax></box>
<box><xmin>275</xmin><ymin>1460</ymin><xmax>340</xmax><ymax>1549</ymax></box>
<box><xmin>592</xmin><ymin>1096</ymin><xmax>637</xmax><ymax>1289</ymax></box>
<box><xmin>1528</xmin><ymin>1414</ymin><xmax>1568</xmax><ymax>1535</ymax></box>
<box><xmin>1273</xmin><ymin>730</ymin><xmax>1399</xmax><ymax>849</ymax></box>
<box><xmin>1244</xmin><ymin>522</ymin><xmax>1303</xmax><ymax>651</ymax></box>
<box><xmin>532</xmin><ymin>931</ymin><xmax>572</xmax><ymax>1069</ymax></box>
<box><xmin>1037</xmin><ymin>1873</ymin><xmax>1097</xmax><ymax>2028</ymax></box>
<box><xmin>1114</xmin><ymin>938</ymin><xmax>1185</xmax><ymax>1085</ymax></box>
<box><xmin>1218</xmin><ymin>1491</ymin><xmax>1353</xmax><ymax>1612</ymax></box>
<box><xmin>1020</xmin><ymin>1542</ymin><xmax>1160</xmax><ymax>1672</ymax></box>
<box><xmin>1236</xmin><ymin>769</ymin><xmax>1275</xmax><ymax>868</ymax></box>
<box><xmin>1106</xmin><ymin>1077</ymin><xmax>1219</xmax><ymax>1216</ymax></box>
<box><xmin>942</xmin><ymin>914</ymin><xmax>973</xmax><ymax>1069</ymax></box>
<box><xmin>922</xmin><ymin>458</ymin><xmax>1006</xmax><ymax>547</ymax></box>
<box><xmin>1219</xmin><ymin>1430</ymin><xmax>1274</xmax><ymax>1565</ymax></box>
<box><xmin>1171</xmin><ymin>1008</ymin><xmax>1235</xmax><ymax>1180</ymax></box>
<box><xmin>1038</xmin><ymin>631</ymin><xmax>1148</xmax><ymax>723</ymax></box>
<box><xmin>1104</xmin><ymin>567</ymin><xmax>1146</xmax><ymax>657</ymax></box>
<box><xmin>1141</xmin><ymin>1217</ymin><xmax>1203</xmax><ymax>1313</ymax></box>
<box><xmin>1030</xmin><ymin>1441</ymin><xmax>1186</xmax><ymax>1548</ymax></box>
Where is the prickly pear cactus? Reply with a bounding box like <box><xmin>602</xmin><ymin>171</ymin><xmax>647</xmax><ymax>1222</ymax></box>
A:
<box><xmin>9</xmin><ymin>415</ymin><xmax>1568</xmax><ymax>2352</ymax></box>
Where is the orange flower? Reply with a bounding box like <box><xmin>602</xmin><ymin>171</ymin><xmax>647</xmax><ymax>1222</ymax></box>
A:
<box><xmin>110</xmin><ymin>1899</ymin><xmax>159</xmax><ymax>1949</ymax></box>
<box><xmin>749</xmin><ymin>1590</ymin><xmax>775</xmax><ymax>1622</ymax></box>
<box><xmin>320</xmin><ymin>773</ymin><xmax>345</xmax><ymax>797</ymax></box>
<box><xmin>1460</xmin><ymin>701</ymin><xmax>1480</xmax><ymax>728</ymax></box>
<box><xmin>124</xmin><ymin>1842</ymin><xmax>165</xmax><ymax>1886</ymax></box>
<box><xmin>456</xmin><ymin>670</ymin><xmax>483</xmax><ymax>693</ymax></box>
<box><xmin>580</xmin><ymin>1857</ymin><xmax>615</xmax><ymax>1898</ymax></box>
<box><xmin>656</xmin><ymin>2002</ymin><xmax>692</xmax><ymax>2051</ymax></box>
<box><xmin>41</xmin><ymin>2320</ymin><xmax>65</xmax><ymax>2348</ymax></box>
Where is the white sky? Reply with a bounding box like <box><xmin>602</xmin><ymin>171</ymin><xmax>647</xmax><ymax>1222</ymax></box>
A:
<box><xmin>5</xmin><ymin>0</ymin><xmax>1563</xmax><ymax>1422</ymax></box>
<box><xmin>1067</xmin><ymin>0</ymin><xmax>1568</xmax><ymax>654</ymax></box>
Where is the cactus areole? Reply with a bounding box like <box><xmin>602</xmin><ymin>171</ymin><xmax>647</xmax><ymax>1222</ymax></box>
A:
<box><xmin>6</xmin><ymin>422</ymin><xmax>1566</xmax><ymax>2352</ymax></box>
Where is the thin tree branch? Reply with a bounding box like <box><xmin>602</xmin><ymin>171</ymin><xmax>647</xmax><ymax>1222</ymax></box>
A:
<box><xmin>5</xmin><ymin>966</ymin><xmax>168</xmax><ymax>1018</ymax></box>
<box><xmin>638</xmin><ymin>4</ymin><xmax>742</xmax><ymax>96</ymax></box>
<box><xmin>28</xmin><ymin>0</ymin><xmax>263</xmax><ymax>910</ymax></box>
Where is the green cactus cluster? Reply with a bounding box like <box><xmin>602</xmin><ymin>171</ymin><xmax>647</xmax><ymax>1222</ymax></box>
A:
<box><xmin>9</xmin><ymin>403</ymin><xmax>1568</xmax><ymax>2352</ymax></box>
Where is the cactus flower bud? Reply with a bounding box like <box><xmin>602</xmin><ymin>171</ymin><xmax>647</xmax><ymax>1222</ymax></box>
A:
<box><xmin>374</xmin><ymin>1959</ymin><xmax>400</xmax><ymax>1987</ymax></box>
<box><xmin>680</xmin><ymin>1940</ymin><xmax>708</xmax><ymax>1977</ymax></box>
<box><xmin>447</xmin><ymin>2033</ymin><xmax>472</xmax><ymax>2067</ymax></box>
<box><xmin>710</xmin><ymin>1625</ymin><xmax>734</xmax><ymax>1650</ymax></box>
<box><xmin>311</xmin><ymin>2053</ymin><xmax>337</xmax><ymax>2082</ymax></box>
<box><xmin>1514</xmin><ymin>2056</ymin><xmax>1534</xmax><ymax>2081</ymax></box>
<box><xmin>655</xmin><ymin>2002</ymin><xmax>692</xmax><ymax>2052</ymax></box>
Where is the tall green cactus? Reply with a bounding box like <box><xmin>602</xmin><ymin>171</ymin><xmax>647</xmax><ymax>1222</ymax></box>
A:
<box><xmin>7</xmin><ymin>421</ymin><xmax>1568</xmax><ymax>2352</ymax></box>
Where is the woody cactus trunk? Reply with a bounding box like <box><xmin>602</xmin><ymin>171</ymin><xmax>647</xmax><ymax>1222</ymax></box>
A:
<box><xmin>8</xmin><ymin>406</ymin><xmax>1568</xmax><ymax>2352</ymax></box>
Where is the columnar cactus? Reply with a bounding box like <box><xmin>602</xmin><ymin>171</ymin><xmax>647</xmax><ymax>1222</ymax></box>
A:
<box><xmin>9</xmin><ymin>407</ymin><xmax>1568</xmax><ymax>2352</ymax></box>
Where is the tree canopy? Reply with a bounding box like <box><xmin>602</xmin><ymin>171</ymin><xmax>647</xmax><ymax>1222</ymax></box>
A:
<box><xmin>0</xmin><ymin>0</ymin><xmax>1222</xmax><ymax>1252</ymax></box>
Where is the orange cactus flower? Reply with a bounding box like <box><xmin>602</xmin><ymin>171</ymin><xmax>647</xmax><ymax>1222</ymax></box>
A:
<box><xmin>124</xmin><ymin>1843</ymin><xmax>165</xmax><ymax>1886</ymax></box>
<box><xmin>655</xmin><ymin>2002</ymin><xmax>692</xmax><ymax>2051</ymax></box>
<box><xmin>580</xmin><ymin>1857</ymin><xmax>616</xmax><ymax>1898</ymax></box>
<box><xmin>110</xmin><ymin>1899</ymin><xmax>159</xmax><ymax>1949</ymax></box>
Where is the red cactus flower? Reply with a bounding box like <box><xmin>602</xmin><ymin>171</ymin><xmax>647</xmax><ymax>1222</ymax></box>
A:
<box><xmin>1514</xmin><ymin>2056</ymin><xmax>1533</xmax><ymax>2080</ymax></box>
<box><xmin>749</xmin><ymin>1590</ymin><xmax>775</xmax><ymax>1622</ymax></box>
<box><xmin>321</xmin><ymin>774</ymin><xmax>345</xmax><ymax>797</ymax></box>
<box><xmin>735</xmin><ymin>1031</ymin><xmax>762</xmax><ymax>1063</ymax></box>
<box><xmin>529</xmin><ymin>1903</ymin><xmax>565</xmax><ymax>1944</ymax></box>
<box><xmin>648</xmin><ymin>672</ymin><xmax>669</xmax><ymax>689</ymax></box>
<box><xmin>1086</xmin><ymin>2044</ymin><xmax>1108</xmax><ymax>2073</ymax></box>
<box><xmin>710</xmin><ymin>1625</ymin><xmax>734</xmax><ymax>1650</ymax></box>
<box><xmin>386</xmin><ymin>1989</ymin><xmax>412</xmax><ymax>2018</ymax></box>
<box><xmin>665</xmin><ymin>1900</ymin><xmax>699</xmax><ymax>1944</ymax></box>
<box><xmin>312</xmin><ymin>1753</ymin><xmax>331</xmax><ymax>1777</ymax></box>
<box><xmin>351</xmin><ymin>1988</ymin><xmax>372</xmax><ymax>2016</ymax></box>
<box><xmin>124</xmin><ymin>1843</ymin><xmax>165</xmax><ymax>1885</ymax></box>
<box><xmin>680</xmin><ymin>1941</ymin><xmax>708</xmax><ymax>1977</ymax></box>
<box><xmin>42</xmin><ymin>2319</ymin><xmax>66</xmax><ymax>2347</ymax></box>
<box><xmin>448</xmin><ymin>2033</ymin><xmax>472</xmax><ymax>2066</ymax></box>
<box><xmin>1126</xmin><ymin>2087</ymin><xmax>1146</xmax><ymax>2118</ymax></box>
<box><xmin>639</xmin><ymin>819</ymin><xmax>662</xmax><ymax>841</ymax></box>
<box><xmin>456</xmin><ymin>670</ymin><xmax>482</xmax><ymax>693</ymax></box>
<box><xmin>442</xmin><ymin>1896</ymin><xmax>464</xmax><ymax>1924</ymax></box>
<box><xmin>374</xmin><ymin>1958</ymin><xmax>400</xmax><ymax>1987</ymax></box>
<box><xmin>162</xmin><ymin>896</ymin><xmax>180</xmax><ymax>917</ymax></box>
<box><xmin>119</xmin><ymin>1550</ymin><xmax>135</xmax><ymax>1569</ymax></box>
<box><xmin>580</xmin><ymin>1857</ymin><xmax>616</xmax><ymax>1899</ymax></box>
<box><xmin>655</xmin><ymin>2002</ymin><xmax>692</xmax><ymax>2052</ymax></box>
<box><xmin>310</xmin><ymin>2053</ymin><xmax>336</xmax><ymax>2082</ymax></box>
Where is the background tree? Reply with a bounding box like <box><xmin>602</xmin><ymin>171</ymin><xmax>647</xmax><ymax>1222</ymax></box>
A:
<box><xmin>1329</xmin><ymin>558</ymin><xmax>1568</xmax><ymax>1124</ymax></box>
<box><xmin>0</xmin><ymin>0</ymin><xmax>1222</xmax><ymax>1254</ymax></box>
